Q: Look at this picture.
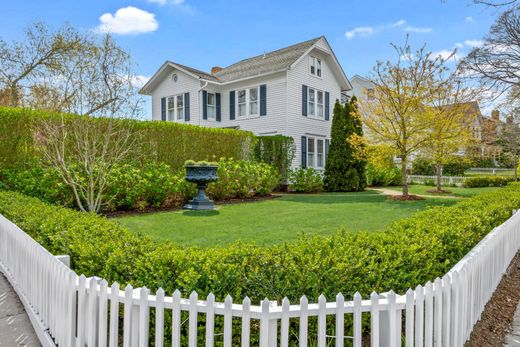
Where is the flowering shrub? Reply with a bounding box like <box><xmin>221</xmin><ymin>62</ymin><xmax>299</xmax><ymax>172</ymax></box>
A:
<box><xmin>289</xmin><ymin>168</ymin><xmax>323</xmax><ymax>192</ymax></box>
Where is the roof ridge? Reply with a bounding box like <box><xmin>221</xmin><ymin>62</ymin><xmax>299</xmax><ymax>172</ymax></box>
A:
<box><xmin>217</xmin><ymin>36</ymin><xmax>323</xmax><ymax>72</ymax></box>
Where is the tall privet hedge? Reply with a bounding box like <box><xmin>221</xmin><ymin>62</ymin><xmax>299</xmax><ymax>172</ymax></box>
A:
<box><xmin>253</xmin><ymin>135</ymin><xmax>295</xmax><ymax>184</ymax></box>
<box><xmin>0</xmin><ymin>107</ymin><xmax>255</xmax><ymax>170</ymax></box>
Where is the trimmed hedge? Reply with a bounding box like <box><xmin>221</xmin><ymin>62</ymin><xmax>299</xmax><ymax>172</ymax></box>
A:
<box><xmin>0</xmin><ymin>107</ymin><xmax>255</xmax><ymax>170</ymax></box>
<box><xmin>1</xmin><ymin>185</ymin><xmax>519</xmax><ymax>304</ymax></box>
<box><xmin>1</xmin><ymin>158</ymin><xmax>279</xmax><ymax>211</ymax></box>
<box><xmin>288</xmin><ymin>168</ymin><xmax>323</xmax><ymax>192</ymax></box>
<box><xmin>463</xmin><ymin>176</ymin><xmax>513</xmax><ymax>188</ymax></box>
<box><xmin>253</xmin><ymin>135</ymin><xmax>295</xmax><ymax>186</ymax></box>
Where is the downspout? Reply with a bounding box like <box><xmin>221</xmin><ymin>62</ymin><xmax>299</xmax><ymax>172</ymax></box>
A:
<box><xmin>197</xmin><ymin>80</ymin><xmax>209</xmax><ymax>126</ymax></box>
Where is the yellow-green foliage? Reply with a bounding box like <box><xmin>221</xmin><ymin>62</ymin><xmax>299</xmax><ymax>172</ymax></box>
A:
<box><xmin>0</xmin><ymin>107</ymin><xmax>255</xmax><ymax>170</ymax></box>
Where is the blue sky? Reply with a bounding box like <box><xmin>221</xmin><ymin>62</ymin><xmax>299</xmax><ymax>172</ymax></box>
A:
<box><xmin>1</xmin><ymin>0</ymin><xmax>500</xmax><ymax>117</ymax></box>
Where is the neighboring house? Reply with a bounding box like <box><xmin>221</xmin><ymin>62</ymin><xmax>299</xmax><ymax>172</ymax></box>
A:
<box><xmin>347</xmin><ymin>75</ymin><xmax>375</xmax><ymax>101</ymax></box>
<box><xmin>139</xmin><ymin>36</ymin><xmax>352</xmax><ymax>169</ymax></box>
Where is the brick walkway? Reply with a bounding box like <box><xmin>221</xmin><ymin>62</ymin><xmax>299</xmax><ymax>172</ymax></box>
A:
<box><xmin>0</xmin><ymin>271</ymin><xmax>40</xmax><ymax>347</ymax></box>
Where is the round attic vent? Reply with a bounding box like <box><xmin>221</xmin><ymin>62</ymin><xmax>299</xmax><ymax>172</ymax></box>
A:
<box><xmin>171</xmin><ymin>73</ymin><xmax>178</xmax><ymax>82</ymax></box>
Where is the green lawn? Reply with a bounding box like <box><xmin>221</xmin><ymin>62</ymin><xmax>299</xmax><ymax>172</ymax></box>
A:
<box><xmin>386</xmin><ymin>185</ymin><xmax>500</xmax><ymax>198</ymax></box>
<box><xmin>115</xmin><ymin>190</ymin><xmax>458</xmax><ymax>247</ymax></box>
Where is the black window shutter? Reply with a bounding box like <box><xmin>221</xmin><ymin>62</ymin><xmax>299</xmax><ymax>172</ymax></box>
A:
<box><xmin>161</xmin><ymin>97</ymin><xmax>166</xmax><ymax>121</ymax></box>
<box><xmin>302</xmin><ymin>85</ymin><xmax>308</xmax><ymax>116</ymax></box>
<box><xmin>229</xmin><ymin>91</ymin><xmax>235</xmax><ymax>120</ymax></box>
<box><xmin>184</xmin><ymin>93</ymin><xmax>190</xmax><ymax>121</ymax></box>
<box><xmin>260</xmin><ymin>84</ymin><xmax>267</xmax><ymax>116</ymax></box>
<box><xmin>301</xmin><ymin>136</ymin><xmax>307</xmax><ymax>168</ymax></box>
<box><xmin>325</xmin><ymin>92</ymin><xmax>330</xmax><ymax>120</ymax></box>
<box><xmin>202</xmin><ymin>90</ymin><xmax>208</xmax><ymax>120</ymax></box>
<box><xmin>216</xmin><ymin>93</ymin><xmax>221</xmax><ymax>122</ymax></box>
<box><xmin>325</xmin><ymin>139</ymin><xmax>330</xmax><ymax>160</ymax></box>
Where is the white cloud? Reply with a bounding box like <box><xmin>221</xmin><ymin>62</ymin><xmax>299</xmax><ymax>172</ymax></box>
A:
<box><xmin>389</xmin><ymin>19</ymin><xmax>406</xmax><ymax>28</ymax></box>
<box><xmin>455</xmin><ymin>42</ymin><xmax>464</xmax><ymax>48</ymax></box>
<box><xmin>464</xmin><ymin>39</ymin><xmax>484</xmax><ymax>48</ymax></box>
<box><xmin>465</xmin><ymin>16</ymin><xmax>474</xmax><ymax>23</ymax></box>
<box><xmin>147</xmin><ymin>0</ymin><xmax>185</xmax><ymax>5</ymax></box>
<box><xmin>432</xmin><ymin>49</ymin><xmax>460</xmax><ymax>60</ymax></box>
<box><xmin>405</xmin><ymin>26</ymin><xmax>432</xmax><ymax>33</ymax></box>
<box><xmin>96</xmin><ymin>7</ymin><xmax>158</xmax><ymax>35</ymax></box>
<box><xmin>345</xmin><ymin>27</ymin><xmax>375</xmax><ymax>39</ymax></box>
<box><xmin>131</xmin><ymin>75</ymin><xmax>150</xmax><ymax>88</ymax></box>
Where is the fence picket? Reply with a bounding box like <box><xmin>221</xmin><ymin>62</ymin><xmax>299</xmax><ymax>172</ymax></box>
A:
<box><xmin>405</xmin><ymin>288</ymin><xmax>415</xmax><ymax>347</ymax></box>
<box><xmin>434</xmin><ymin>278</ymin><xmax>443</xmax><ymax>347</ymax></box>
<box><xmin>241</xmin><ymin>297</ymin><xmax>251</xmax><ymax>347</ymax></box>
<box><xmin>299</xmin><ymin>296</ymin><xmax>309</xmax><ymax>347</ymax></box>
<box><xmin>123</xmin><ymin>284</ymin><xmax>134</xmax><ymax>347</ymax></box>
<box><xmin>98</xmin><ymin>279</ymin><xmax>108</xmax><ymax>347</ymax></box>
<box><xmin>189</xmin><ymin>291</ymin><xmax>198</xmax><ymax>347</ymax></box>
<box><xmin>370</xmin><ymin>292</ymin><xmax>379</xmax><ymax>347</ymax></box>
<box><xmin>139</xmin><ymin>287</ymin><xmax>150</xmax><ymax>347</ymax></box>
<box><xmin>388</xmin><ymin>291</ymin><xmax>397</xmax><ymax>347</ymax></box>
<box><xmin>281</xmin><ymin>297</ymin><xmax>290</xmax><ymax>347</ymax></box>
<box><xmin>318</xmin><ymin>295</ymin><xmax>327</xmax><ymax>347</ymax></box>
<box><xmin>155</xmin><ymin>288</ymin><xmax>165</xmax><ymax>347</ymax></box>
<box><xmin>425</xmin><ymin>282</ymin><xmax>434</xmax><ymax>347</ymax></box>
<box><xmin>77</xmin><ymin>275</ymin><xmax>87</xmax><ymax>347</ymax></box>
<box><xmin>206</xmin><ymin>293</ymin><xmax>215</xmax><ymax>347</ymax></box>
<box><xmin>335</xmin><ymin>293</ymin><xmax>345</xmax><ymax>347</ymax></box>
<box><xmin>109</xmin><ymin>282</ymin><xmax>120</xmax><ymax>347</ymax></box>
<box><xmin>415</xmin><ymin>285</ymin><xmax>425</xmax><ymax>347</ymax></box>
<box><xmin>224</xmin><ymin>295</ymin><xmax>233</xmax><ymax>347</ymax></box>
<box><xmin>171</xmin><ymin>290</ymin><xmax>181</xmax><ymax>347</ymax></box>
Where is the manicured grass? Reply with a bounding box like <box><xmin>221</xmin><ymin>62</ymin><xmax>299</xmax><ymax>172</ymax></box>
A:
<box><xmin>386</xmin><ymin>185</ymin><xmax>500</xmax><ymax>198</ymax></box>
<box><xmin>115</xmin><ymin>190</ymin><xmax>458</xmax><ymax>247</ymax></box>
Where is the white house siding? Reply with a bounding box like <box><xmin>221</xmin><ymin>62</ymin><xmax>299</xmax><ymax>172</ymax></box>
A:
<box><xmin>151</xmin><ymin>66</ymin><xmax>201</xmax><ymax>125</ymax></box>
<box><xmin>286</xmin><ymin>47</ymin><xmax>343</xmax><ymax>168</ymax></box>
<box><xmin>216</xmin><ymin>72</ymin><xmax>287</xmax><ymax>135</ymax></box>
<box><xmin>348</xmin><ymin>76</ymin><xmax>374</xmax><ymax>99</ymax></box>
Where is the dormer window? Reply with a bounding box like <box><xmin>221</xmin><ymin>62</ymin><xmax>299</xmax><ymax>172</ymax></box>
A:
<box><xmin>310</xmin><ymin>56</ymin><xmax>322</xmax><ymax>77</ymax></box>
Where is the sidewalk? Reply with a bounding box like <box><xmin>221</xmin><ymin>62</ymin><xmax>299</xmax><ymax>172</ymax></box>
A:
<box><xmin>0</xmin><ymin>272</ymin><xmax>40</xmax><ymax>347</ymax></box>
<box><xmin>505</xmin><ymin>303</ymin><xmax>520</xmax><ymax>346</ymax></box>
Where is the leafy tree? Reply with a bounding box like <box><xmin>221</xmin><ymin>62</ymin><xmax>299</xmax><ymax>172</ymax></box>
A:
<box><xmin>323</xmin><ymin>99</ymin><xmax>366</xmax><ymax>192</ymax></box>
<box><xmin>497</xmin><ymin>116</ymin><xmax>520</xmax><ymax>180</ymax></box>
<box><xmin>358</xmin><ymin>42</ymin><xmax>462</xmax><ymax>197</ymax></box>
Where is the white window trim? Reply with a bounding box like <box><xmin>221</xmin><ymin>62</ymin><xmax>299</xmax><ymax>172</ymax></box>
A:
<box><xmin>309</xmin><ymin>56</ymin><xmax>322</xmax><ymax>78</ymax></box>
<box><xmin>207</xmin><ymin>92</ymin><xmax>216</xmax><ymax>120</ymax></box>
<box><xmin>236</xmin><ymin>85</ymin><xmax>260</xmax><ymax>119</ymax></box>
<box><xmin>307</xmin><ymin>136</ymin><xmax>327</xmax><ymax>169</ymax></box>
<box><xmin>308</xmin><ymin>88</ymin><xmax>325</xmax><ymax>119</ymax></box>
<box><xmin>166</xmin><ymin>94</ymin><xmax>185</xmax><ymax>122</ymax></box>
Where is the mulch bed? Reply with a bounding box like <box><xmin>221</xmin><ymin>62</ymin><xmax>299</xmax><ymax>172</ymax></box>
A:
<box><xmin>104</xmin><ymin>194</ymin><xmax>282</xmax><ymax>218</ymax></box>
<box><xmin>389</xmin><ymin>194</ymin><xmax>425</xmax><ymax>201</ymax></box>
<box><xmin>466</xmin><ymin>252</ymin><xmax>520</xmax><ymax>346</ymax></box>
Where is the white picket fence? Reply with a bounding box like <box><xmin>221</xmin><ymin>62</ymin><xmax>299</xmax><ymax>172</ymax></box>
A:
<box><xmin>407</xmin><ymin>175</ymin><xmax>466</xmax><ymax>186</ymax></box>
<box><xmin>1</xmin><ymin>210</ymin><xmax>520</xmax><ymax>347</ymax></box>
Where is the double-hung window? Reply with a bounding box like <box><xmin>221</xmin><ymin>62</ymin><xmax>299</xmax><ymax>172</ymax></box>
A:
<box><xmin>207</xmin><ymin>93</ymin><xmax>216</xmax><ymax>119</ymax></box>
<box><xmin>167</xmin><ymin>94</ymin><xmax>184</xmax><ymax>121</ymax></box>
<box><xmin>249</xmin><ymin>87</ymin><xmax>258</xmax><ymax>116</ymax></box>
<box><xmin>176</xmin><ymin>95</ymin><xmax>184</xmax><ymax>120</ymax></box>
<box><xmin>310</xmin><ymin>56</ymin><xmax>322</xmax><ymax>77</ymax></box>
<box><xmin>308</xmin><ymin>88</ymin><xmax>324</xmax><ymax>119</ymax></box>
<box><xmin>307</xmin><ymin>137</ymin><xmax>326</xmax><ymax>169</ymax></box>
<box><xmin>237</xmin><ymin>86</ymin><xmax>260</xmax><ymax>117</ymax></box>
<box><xmin>307</xmin><ymin>138</ymin><xmax>315</xmax><ymax>168</ymax></box>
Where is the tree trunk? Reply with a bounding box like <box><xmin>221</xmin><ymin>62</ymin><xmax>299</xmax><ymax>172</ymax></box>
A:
<box><xmin>401</xmin><ymin>156</ymin><xmax>408</xmax><ymax>196</ymax></box>
<box><xmin>435</xmin><ymin>164</ymin><xmax>442</xmax><ymax>192</ymax></box>
<box><xmin>515</xmin><ymin>158</ymin><xmax>518</xmax><ymax>182</ymax></box>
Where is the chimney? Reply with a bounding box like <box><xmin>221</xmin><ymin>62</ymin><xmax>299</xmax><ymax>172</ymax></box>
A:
<box><xmin>491</xmin><ymin>110</ymin><xmax>500</xmax><ymax>121</ymax></box>
<box><xmin>211</xmin><ymin>66</ymin><xmax>222</xmax><ymax>75</ymax></box>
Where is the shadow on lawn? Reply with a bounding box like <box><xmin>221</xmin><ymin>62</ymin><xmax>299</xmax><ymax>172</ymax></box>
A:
<box><xmin>182</xmin><ymin>210</ymin><xmax>220</xmax><ymax>217</ymax></box>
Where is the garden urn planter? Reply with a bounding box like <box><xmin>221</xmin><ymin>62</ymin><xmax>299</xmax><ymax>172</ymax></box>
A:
<box><xmin>184</xmin><ymin>164</ymin><xmax>218</xmax><ymax>210</ymax></box>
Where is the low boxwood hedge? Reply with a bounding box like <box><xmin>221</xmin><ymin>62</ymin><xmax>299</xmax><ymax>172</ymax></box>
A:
<box><xmin>2</xmin><ymin>186</ymin><xmax>519</xmax><ymax>343</ymax></box>
<box><xmin>463</xmin><ymin>176</ymin><xmax>513</xmax><ymax>188</ymax></box>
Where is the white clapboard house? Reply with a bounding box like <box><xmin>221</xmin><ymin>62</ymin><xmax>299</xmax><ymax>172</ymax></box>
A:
<box><xmin>140</xmin><ymin>36</ymin><xmax>352</xmax><ymax>169</ymax></box>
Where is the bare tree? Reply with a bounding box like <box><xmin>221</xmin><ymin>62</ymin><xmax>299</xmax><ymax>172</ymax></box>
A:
<box><xmin>459</xmin><ymin>6</ymin><xmax>520</xmax><ymax>103</ymax></box>
<box><xmin>0</xmin><ymin>22</ymin><xmax>84</xmax><ymax>107</ymax></box>
<box><xmin>474</xmin><ymin>0</ymin><xmax>518</xmax><ymax>7</ymax></box>
<box><xmin>37</xmin><ymin>117</ymin><xmax>141</xmax><ymax>212</ymax></box>
<box><xmin>497</xmin><ymin>114</ymin><xmax>520</xmax><ymax>180</ymax></box>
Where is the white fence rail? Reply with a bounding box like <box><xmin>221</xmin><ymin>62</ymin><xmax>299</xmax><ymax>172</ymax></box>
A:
<box><xmin>407</xmin><ymin>175</ymin><xmax>466</xmax><ymax>186</ymax></box>
<box><xmin>1</xmin><ymin>210</ymin><xmax>520</xmax><ymax>346</ymax></box>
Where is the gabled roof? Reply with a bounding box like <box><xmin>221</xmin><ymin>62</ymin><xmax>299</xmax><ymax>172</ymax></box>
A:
<box><xmin>214</xmin><ymin>37</ymin><xmax>321</xmax><ymax>82</ymax></box>
<box><xmin>140</xmin><ymin>36</ymin><xmax>351</xmax><ymax>94</ymax></box>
